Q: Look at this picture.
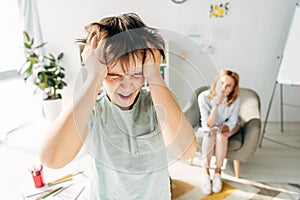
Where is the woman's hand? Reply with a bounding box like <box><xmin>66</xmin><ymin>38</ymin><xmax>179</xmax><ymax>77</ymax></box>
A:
<box><xmin>221</xmin><ymin>125</ymin><xmax>231</xmax><ymax>138</ymax></box>
<box><xmin>212</xmin><ymin>92</ymin><xmax>225</xmax><ymax>106</ymax></box>
<box><xmin>221</xmin><ymin>124</ymin><xmax>229</xmax><ymax>133</ymax></box>
<box><xmin>143</xmin><ymin>49</ymin><xmax>163</xmax><ymax>84</ymax></box>
<box><xmin>81</xmin><ymin>35</ymin><xmax>108</xmax><ymax>83</ymax></box>
<box><xmin>222</xmin><ymin>124</ymin><xmax>240</xmax><ymax>138</ymax></box>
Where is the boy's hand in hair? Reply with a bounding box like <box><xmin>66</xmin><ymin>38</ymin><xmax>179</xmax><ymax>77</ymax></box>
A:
<box><xmin>81</xmin><ymin>35</ymin><xmax>108</xmax><ymax>83</ymax></box>
<box><xmin>143</xmin><ymin>49</ymin><xmax>163</xmax><ymax>85</ymax></box>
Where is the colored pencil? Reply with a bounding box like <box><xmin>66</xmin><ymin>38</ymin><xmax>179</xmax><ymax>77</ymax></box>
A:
<box><xmin>47</xmin><ymin>171</ymin><xmax>84</xmax><ymax>186</ymax></box>
<box><xmin>74</xmin><ymin>186</ymin><xmax>85</xmax><ymax>200</ymax></box>
<box><xmin>47</xmin><ymin>178</ymin><xmax>73</xmax><ymax>186</ymax></box>
<box><xmin>25</xmin><ymin>189</ymin><xmax>52</xmax><ymax>198</ymax></box>
<box><xmin>52</xmin><ymin>183</ymin><xmax>73</xmax><ymax>197</ymax></box>
<box><xmin>35</xmin><ymin>186</ymin><xmax>63</xmax><ymax>200</ymax></box>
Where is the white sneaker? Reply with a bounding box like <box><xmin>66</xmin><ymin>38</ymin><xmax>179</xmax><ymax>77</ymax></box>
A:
<box><xmin>212</xmin><ymin>173</ymin><xmax>222</xmax><ymax>193</ymax></box>
<box><xmin>201</xmin><ymin>174</ymin><xmax>212</xmax><ymax>195</ymax></box>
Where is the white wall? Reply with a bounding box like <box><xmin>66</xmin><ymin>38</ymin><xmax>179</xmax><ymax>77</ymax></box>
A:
<box><xmin>36</xmin><ymin>0</ymin><xmax>300</xmax><ymax>122</ymax></box>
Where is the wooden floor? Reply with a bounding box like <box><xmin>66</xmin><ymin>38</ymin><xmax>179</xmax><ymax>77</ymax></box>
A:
<box><xmin>0</xmin><ymin>119</ymin><xmax>299</xmax><ymax>199</ymax></box>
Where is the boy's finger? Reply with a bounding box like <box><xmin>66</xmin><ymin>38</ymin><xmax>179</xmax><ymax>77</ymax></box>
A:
<box><xmin>94</xmin><ymin>39</ymin><xmax>106</xmax><ymax>63</ymax></box>
<box><xmin>95</xmin><ymin>38</ymin><xmax>105</xmax><ymax>52</ymax></box>
<box><xmin>91</xmin><ymin>35</ymin><xmax>99</xmax><ymax>49</ymax></box>
<box><xmin>81</xmin><ymin>44</ymin><xmax>93</xmax><ymax>63</ymax></box>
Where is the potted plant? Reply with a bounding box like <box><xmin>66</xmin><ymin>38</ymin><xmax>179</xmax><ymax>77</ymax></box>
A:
<box><xmin>19</xmin><ymin>31</ymin><xmax>67</xmax><ymax>122</ymax></box>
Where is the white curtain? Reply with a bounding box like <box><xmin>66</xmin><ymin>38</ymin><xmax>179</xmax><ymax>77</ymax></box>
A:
<box><xmin>17</xmin><ymin>0</ymin><xmax>45</xmax><ymax>56</ymax></box>
<box><xmin>0</xmin><ymin>0</ymin><xmax>45</xmax><ymax>72</ymax></box>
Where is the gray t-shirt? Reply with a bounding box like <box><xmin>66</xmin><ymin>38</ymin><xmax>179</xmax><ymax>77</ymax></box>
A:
<box><xmin>84</xmin><ymin>89</ymin><xmax>171</xmax><ymax>200</ymax></box>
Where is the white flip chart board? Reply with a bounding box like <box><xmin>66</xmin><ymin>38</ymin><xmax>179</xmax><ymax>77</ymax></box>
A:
<box><xmin>277</xmin><ymin>3</ymin><xmax>300</xmax><ymax>85</ymax></box>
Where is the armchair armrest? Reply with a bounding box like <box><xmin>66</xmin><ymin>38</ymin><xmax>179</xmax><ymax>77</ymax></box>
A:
<box><xmin>183</xmin><ymin>86</ymin><xmax>208</xmax><ymax>129</ymax></box>
<box><xmin>227</xmin><ymin>118</ymin><xmax>261</xmax><ymax>162</ymax></box>
<box><xmin>183</xmin><ymin>101</ymin><xmax>200</xmax><ymax>129</ymax></box>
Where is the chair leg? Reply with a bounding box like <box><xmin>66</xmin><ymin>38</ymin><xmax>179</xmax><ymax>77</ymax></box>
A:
<box><xmin>233</xmin><ymin>160</ymin><xmax>240</xmax><ymax>178</ymax></box>
<box><xmin>189</xmin><ymin>156</ymin><xmax>194</xmax><ymax>165</ymax></box>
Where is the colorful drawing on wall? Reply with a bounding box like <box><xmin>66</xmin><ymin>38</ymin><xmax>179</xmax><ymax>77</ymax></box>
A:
<box><xmin>210</xmin><ymin>2</ymin><xmax>230</xmax><ymax>18</ymax></box>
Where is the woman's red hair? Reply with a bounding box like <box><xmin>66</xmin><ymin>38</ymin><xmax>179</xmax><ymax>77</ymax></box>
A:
<box><xmin>208</xmin><ymin>69</ymin><xmax>240</xmax><ymax>106</ymax></box>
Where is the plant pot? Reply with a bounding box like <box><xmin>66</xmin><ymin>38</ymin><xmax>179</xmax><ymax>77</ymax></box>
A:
<box><xmin>42</xmin><ymin>98</ymin><xmax>62</xmax><ymax>122</ymax></box>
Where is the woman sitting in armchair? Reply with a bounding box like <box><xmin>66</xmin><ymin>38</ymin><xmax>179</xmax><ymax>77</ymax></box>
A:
<box><xmin>198</xmin><ymin>69</ymin><xmax>240</xmax><ymax>194</ymax></box>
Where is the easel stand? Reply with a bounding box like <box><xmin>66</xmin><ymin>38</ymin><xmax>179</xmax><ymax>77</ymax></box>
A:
<box><xmin>259</xmin><ymin>81</ymin><xmax>284</xmax><ymax>147</ymax></box>
<box><xmin>260</xmin><ymin>3</ymin><xmax>300</xmax><ymax>147</ymax></box>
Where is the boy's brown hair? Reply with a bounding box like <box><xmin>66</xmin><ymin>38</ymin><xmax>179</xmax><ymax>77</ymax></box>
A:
<box><xmin>78</xmin><ymin>13</ymin><xmax>165</xmax><ymax>73</ymax></box>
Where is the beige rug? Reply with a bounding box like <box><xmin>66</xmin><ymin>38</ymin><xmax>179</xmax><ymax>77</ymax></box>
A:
<box><xmin>170</xmin><ymin>176</ymin><xmax>300</xmax><ymax>200</ymax></box>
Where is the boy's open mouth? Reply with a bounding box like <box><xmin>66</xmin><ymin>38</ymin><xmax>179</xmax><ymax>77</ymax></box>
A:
<box><xmin>118</xmin><ymin>93</ymin><xmax>132</xmax><ymax>100</ymax></box>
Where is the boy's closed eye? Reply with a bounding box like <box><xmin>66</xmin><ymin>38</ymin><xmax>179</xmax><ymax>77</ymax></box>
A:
<box><xmin>106</xmin><ymin>74</ymin><xmax>122</xmax><ymax>80</ymax></box>
<box><xmin>106</xmin><ymin>73</ymin><xmax>144</xmax><ymax>80</ymax></box>
<box><xmin>131</xmin><ymin>73</ymin><xmax>143</xmax><ymax>78</ymax></box>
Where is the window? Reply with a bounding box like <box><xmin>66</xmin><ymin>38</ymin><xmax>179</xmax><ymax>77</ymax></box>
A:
<box><xmin>0</xmin><ymin>0</ymin><xmax>24</xmax><ymax>73</ymax></box>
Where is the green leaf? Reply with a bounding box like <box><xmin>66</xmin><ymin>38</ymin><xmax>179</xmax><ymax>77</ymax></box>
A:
<box><xmin>27</xmin><ymin>56</ymin><xmax>39</xmax><ymax>64</ymax></box>
<box><xmin>47</xmin><ymin>78</ymin><xmax>55</xmax><ymax>86</ymax></box>
<box><xmin>35</xmin><ymin>42</ymin><xmax>47</xmax><ymax>49</ymax></box>
<box><xmin>23</xmin><ymin>31</ymin><xmax>30</xmax><ymax>42</ymax></box>
<box><xmin>57</xmin><ymin>53</ymin><xmax>64</xmax><ymax>60</ymax></box>
<box><xmin>44</xmin><ymin>65</ymin><xmax>55</xmax><ymax>70</ymax></box>
<box><xmin>58</xmin><ymin>72</ymin><xmax>65</xmax><ymax>78</ymax></box>
<box><xmin>37</xmin><ymin>72</ymin><xmax>46</xmax><ymax>83</ymax></box>
<box><xmin>57</xmin><ymin>82</ymin><xmax>63</xmax><ymax>89</ymax></box>
<box><xmin>36</xmin><ymin>82</ymin><xmax>47</xmax><ymax>90</ymax></box>
<box><xmin>50</xmin><ymin>60</ymin><xmax>56</xmax><ymax>67</ymax></box>
<box><xmin>61</xmin><ymin>80</ymin><xmax>67</xmax><ymax>86</ymax></box>
<box><xmin>24</xmin><ymin>42</ymin><xmax>32</xmax><ymax>49</ymax></box>
<box><xmin>30</xmin><ymin>38</ymin><xmax>34</xmax><ymax>46</ymax></box>
<box><xmin>25</xmin><ymin>63</ymin><xmax>33</xmax><ymax>75</ymax></box>
<box><xmin>48</xmin><ymin>54</ymin><xmax>55</xmax><ymax>60</ymax></box>
<box><xmin>45</xmin><ymin>71</ymin><xmax>54</xmax><ymax>76</ymax></box>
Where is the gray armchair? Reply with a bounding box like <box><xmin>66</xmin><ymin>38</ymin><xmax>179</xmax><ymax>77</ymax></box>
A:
<box><xmin>183</xmin><ymin>86</ymin><xmax>261</xmax><ymax>178</ymax></box>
